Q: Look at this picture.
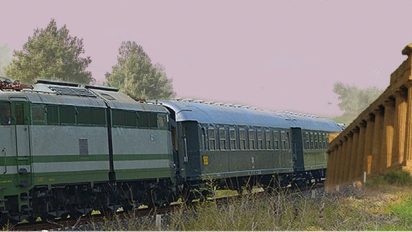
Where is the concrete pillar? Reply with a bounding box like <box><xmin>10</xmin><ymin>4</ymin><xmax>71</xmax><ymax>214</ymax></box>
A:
<box><xmin>332</xmin><ymin>143</ymin><xmax>342</xmax><ymax>185</ymax></box>
<box><xmin>326</xmin><ymin>151</ymin><xmax>333</xmax><ymax>187</ymax></box>
<box><xmin>327</xmin><ymin>147</ymin><xmax>338</xmax><ymax>187</ymax></box>
<box><xmin>349</xmin><ymin>127</ymin><xmax>359</xmax><ymax>181</ymax></box>
<box><xmin>355</xmin><ymin>122</ymin><xmax>366</xmax><ymax>179</ymax></box>
<box><xmin>340</xmin><ymin>136</ymin><xmax>349</xmax><ymax>183</ymax></box>
<box><xmin>337</xmin><ymin>140</ymin><xmax>345</xmax><ymax>184</ymax></box>
<box><xmin>344</xmin><ymin>132</ymin><xmax>354</xmax><ymax>182</ymax></box>
<box><xmin>392</xmin><ymin>88</ymin><xmax>407</xmax><ymax>167</ymax></box>
<box><xmin>363</xmin><ymin>114</ymin><xmax>375</xmax><ymax>175</ymax></box>
<box><xmin>381</xmin><ymin>99</ymin><xmax>395</xmax><ymax>172</ymax></box>
<box><xmin>404</xmin><ymin>83</ymin><xmax>412</xmax><ymax>168</ymax></box>
<box><xmin>371</xmin><ymin>107</ymin><xmax>384</xmax><ymax>175</ymax></box>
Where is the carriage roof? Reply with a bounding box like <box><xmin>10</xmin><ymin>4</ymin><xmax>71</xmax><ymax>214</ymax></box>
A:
<box><xmin>160</xmin><ymin>100</ymin><xmax>342</xmax><ymax>132</ymax></box>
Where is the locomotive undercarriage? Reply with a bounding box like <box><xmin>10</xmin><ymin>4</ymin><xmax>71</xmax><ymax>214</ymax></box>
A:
<box><xmin>0</xmin><ymin>178</ymin><xmax>176</xmax><ymax>224</ymax></box>
<box><xmin>0</xmin><ymin>169</ymin><xmax>325</xmax><ymax>225</ymax></box>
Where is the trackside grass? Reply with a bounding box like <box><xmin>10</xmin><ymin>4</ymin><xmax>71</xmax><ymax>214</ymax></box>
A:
<box><xmin>90</xmin><ymin>172</ymin><xmax>412</xmax><ymax>231</ymax></box>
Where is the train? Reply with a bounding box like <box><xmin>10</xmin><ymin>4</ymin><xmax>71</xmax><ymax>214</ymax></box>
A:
<box><xmin>0</xmin><ymin>79</ymin><xmax>342</xmax><ymax>224</ymax></box>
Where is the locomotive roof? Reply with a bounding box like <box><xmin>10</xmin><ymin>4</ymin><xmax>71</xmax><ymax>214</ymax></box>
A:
<box><xmin>0</xmin><ymin>82</ymin><xmax>167</xmax><ymax>113</ymax></box>
<box><xmin>160</xmin><ymin>100</ymin><xmax>342</xmax><ymax>132</ymax></box>
<box><xmin>89</xmin><ymin>88</ymin><xmax>167</xmax><ymax>113</ymax></box>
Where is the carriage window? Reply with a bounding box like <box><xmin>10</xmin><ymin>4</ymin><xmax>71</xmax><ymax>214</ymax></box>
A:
<box><xmin>323</xmin><ymin>133</ymin><xmax>328</xmax><ymax>148</ymax></box>
<box><xmin>0</xmin><ymin>102</ymin><xmax>11</xmax><ymax>125</ymax></box>
<box><xmin>32</xmin><ymin>104</ymin><xmax>46</xmax><ymax>125</ymax></box>
<box><xmin>208</xmin><ymin>128</ymin><xmax>216</xmax><ymax>150</ymax></box>
<box><xmin>249</xmin><ymin>129</ymin><xmax>256</xmax><ymax>150</ymax></box>
<box><xmin>59</xmin><ymin>105</ymin><xmax>76</xmax><ymax>124</ymax></box>
<box><xmin>265</xmin><ymin>130</ymin><xmax>272</xmax><ymax>149</ymax></box>
<box><xmin>257</xmin><ymin>129</ymin><xmax>264</xmax><ymax>149</ymax></box>
<box><xmin>281</xmin><ymin>130</ymin><xmax>289</xmax><ymax>150</ymax></box>
<box><xmin>239</xmin><ymin>128</ymin><xmax>247</xmax><ymax>150</ymax></box>
<box><xmin>304</xmin><ymin>132</ymin><xmax>310</xmax><ymax>149</ymax></box>
<box><xmin>286</xmin><ymin>132</ymin><xmax>290</xmax><ymax>149</ymax></box>
<box><xmin>157</xmin><ymin>114</ymin><xmax>168</xmax><ymax>129</ymax></box>
<box><xmin>314</xmin><ymin>132</ymin><xmax>319</xmax><ymax>149</ymax></box>
<box><xmin>200</xmin><ymin>127</ymin><xmax>206</xmax><ymax>150</ymax></box>
<box><xmin>274</xmin><ymin>130</ymin><xmax>280</xmax><ymax>149</ymax></box>
<box><xmin>229</xmin><ymin>128</ymin><xmax>237</xmax><ymax>150</ymax></box>
<box><xmin>219</xmin><ymin>128</ymin><xmax>227</xmax><ymax>150</ymax></box>
<box><xmin>310</xmin><ymin>132</ymin><xmax>314</xmax><ymax>149</ymax></box>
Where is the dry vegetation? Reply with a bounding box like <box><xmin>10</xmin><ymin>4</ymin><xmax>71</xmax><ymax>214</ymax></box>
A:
<box><xmin>36</xmin><ymin>170</ymin><xmax>412</xmax><ymax>231</ymax></box>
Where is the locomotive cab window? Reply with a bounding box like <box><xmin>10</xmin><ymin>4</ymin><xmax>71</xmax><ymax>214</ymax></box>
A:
<box><xmin>157</xmin><ymin>114</ymin><xmax>168</xmax><ymax>129</ymax></box>
<box><xmin>138</xmin><ymin>112</ymin><xmax>158</xmax><ymax>129</ymax></box>
<box><xmin>113</xmin><ymin>109</ymin><xmax>137</xmax><ymax>127</ymax></box>
<box><xmin>148</xmin><ymin>113</ymin><xmax>157</xmax><ymax>128</ymax></box>
<box><xmin>46</xmin><ymin>105</ymin><xmax>59</xmax><ymax>125</ymax></box>
<box><xmin>0</xmin><ymin>102</ymin><xmax>11</xmax><ymax>125</ymax></box>
<box><xmin>32</xmin><ymin>104</ymin><xmax>46</xmax><ymax>125</ymax></box>
<box><xmin>77</xmin><ymin>107</ymin><xmax>106</xmax><ymax>126</ymax></box>
<box><xmin>59</xmin><ymin>105</ymin><xmax>76</xmax><ymax>125</ymax></box>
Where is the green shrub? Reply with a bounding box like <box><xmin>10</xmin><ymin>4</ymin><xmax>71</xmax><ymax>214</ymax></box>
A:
<box><xmin>366</xmin><ymin>170</ymin><xmax>412</xmax><ymax>187</ymax></box>
<box><xmin>383</xmin><ymin>170</ymin><xmax>412</xmax><ymax>186</ymax></box>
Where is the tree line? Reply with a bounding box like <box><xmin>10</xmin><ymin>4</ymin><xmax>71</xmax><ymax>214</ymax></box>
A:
<box><xmin>0</xmin><ymin>19</ymin><xmax>382</xmax><ymax>119</ymax></box>
<box><xmin>2</xmin><ymin>19</ymin><xmax>174</xmax><ymax>100</ymax></box>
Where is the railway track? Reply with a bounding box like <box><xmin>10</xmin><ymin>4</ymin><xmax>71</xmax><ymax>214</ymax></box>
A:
<box><xmin>8</xmin><ymin>182</ymin><xmax>324</xmax><ymax>231</ymax></box>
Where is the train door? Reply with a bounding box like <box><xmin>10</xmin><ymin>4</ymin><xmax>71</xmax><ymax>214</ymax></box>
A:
<box><xmin>10</xmin><ymin>98</ymin><xmax>32</xmax><ymax>188</ymax></box>
<box><xmin>291</xmin><ymin>127</ymin><xmax>304</xmax><ymax>172</ymax></box>
<box><xmin>179</xmin><ymin>121</ymin><xmax>201</xmax><ymax>179</ymax></box>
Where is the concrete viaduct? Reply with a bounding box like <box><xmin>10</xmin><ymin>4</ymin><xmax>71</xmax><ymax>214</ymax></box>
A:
<box><xmin>326</xmin><ymin>43</ymin><xmax>412</xmax><ymax>188</ymax></box>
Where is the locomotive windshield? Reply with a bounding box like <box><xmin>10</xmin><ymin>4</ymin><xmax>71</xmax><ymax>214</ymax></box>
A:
<box><xmin>0</xmin><ymin>102</ymin><xmax>11</xmax><ymax>125</ymax></box>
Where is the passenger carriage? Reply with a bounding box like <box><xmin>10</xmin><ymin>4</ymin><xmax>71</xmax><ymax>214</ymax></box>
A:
<box><xmin>160</xmin><ymin>100</ymin><xmax>342</xmax><ymax>193</ymax></box>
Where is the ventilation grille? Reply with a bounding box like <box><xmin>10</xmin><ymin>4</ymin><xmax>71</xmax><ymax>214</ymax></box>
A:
<box><xmin>79</xmin><ymin>138</ymin><xmax>89</xmax><ymax>155</ymax></box>
<box><xmin>49</xmin><ymin>86</ymin><xmax>96</xmax><ymax>98</ymax></box>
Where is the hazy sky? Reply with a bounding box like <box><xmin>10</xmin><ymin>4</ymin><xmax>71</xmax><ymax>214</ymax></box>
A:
<box><xmin>1</xmin><ymin>0</ymin><xmax>411</xmax><ymax>116</ymax></box>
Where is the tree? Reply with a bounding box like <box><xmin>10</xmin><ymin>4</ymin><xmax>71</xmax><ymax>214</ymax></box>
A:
<box><xmin>105</xmin><ymin>41</ymin><xmax>175</xmax><ymax>100</ymax></box>
<box><xmin>333</xmin><ymin>82</ymin><xmax>382</xmax><ymax>125</ymax></box>
<box><xmin>5</xmin><ymin>19</ymin><xmax>93</xmax><ymax>84</ymax></box>
<box><xmin>0</xmin><ymin>45</ymin><xmax>11</xmax><ymax>76</ymax></box>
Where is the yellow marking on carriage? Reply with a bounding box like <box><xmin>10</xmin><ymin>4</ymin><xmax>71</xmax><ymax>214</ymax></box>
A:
<box><xmin>202</xmin><ymin>155</ymin><xmax>209</xmax><ymax>166</ymax></box>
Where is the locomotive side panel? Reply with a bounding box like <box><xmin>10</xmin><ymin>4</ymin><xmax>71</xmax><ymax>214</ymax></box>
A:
<box><xmin>30</xmin><ymin>125</ymin><xmax>110</xmax><ymax>185</ymax></box>
<box><xmin>112</xmin><ymin>128</ymin><xmax>173</xmax><ymax>180</ymax></box>
<box><xmin>0</xmin><ymin>125</ymin><xmax>20</xmax><ymax>197</ymax></box>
